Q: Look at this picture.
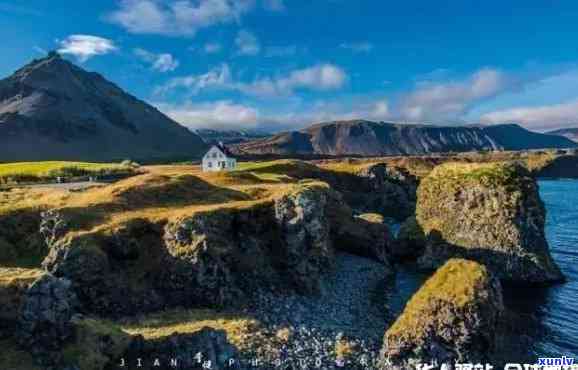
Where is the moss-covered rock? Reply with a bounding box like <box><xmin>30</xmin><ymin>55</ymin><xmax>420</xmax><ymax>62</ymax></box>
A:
<box><xmin>62</xmin><ymin>317</ymin><xmax>132</xmax><ymax>370</ymax></box>
<box><xmin>0</xmin><ymin>268</ymin><xmax>43</xmax><ymax>332</ymax></box>
<box><xmin>416</xmin><ymin>162</ymin><xmax>564</xmax><ymax>284</ymax></box>
<box><xmin>379</xmin><ymin>259</ymin><xmax>504</xmax><ymax>368</ymax></box>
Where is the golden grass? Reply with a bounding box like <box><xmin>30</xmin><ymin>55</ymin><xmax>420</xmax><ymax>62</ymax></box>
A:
<box><xmin>0</xmin><ymin>267</ymin><xmax>43</xmax><ymax>287</ymax></box>
<box><xmin>0</xmin><ymin>161</ymin><xmax>125</xmax><ymax>177</ymax></box>
<box><xmin>120</xmin><ymin>308</ymin><xmax>283</xmax><ymax>354</ymax></box>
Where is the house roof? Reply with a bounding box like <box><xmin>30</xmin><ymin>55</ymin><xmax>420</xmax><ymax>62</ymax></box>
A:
<box><xmin>213</xmin><ymin>143</ymin><xmax>236</xmax><ymax>158</ymax></box>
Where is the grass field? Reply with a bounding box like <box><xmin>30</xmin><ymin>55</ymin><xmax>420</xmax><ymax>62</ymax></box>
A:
<box><xmin>0</xmin><ymin>161</ymin><xmax>137</xmax><ymax>184</ymax></box>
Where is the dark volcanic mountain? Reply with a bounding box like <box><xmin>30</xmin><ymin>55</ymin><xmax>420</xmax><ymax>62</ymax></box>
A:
<box><xmin>235</xmin><ymin>120</ymin><xmax>577</xmax><ymax>156</ymax></box>
<box><xmin>547</xmin><ymin>128</ymin><xmax>578</xmax><ymax>142</ymax></box>
<box><xmin>0</xmin><ymin>53</ymin><xmax>207</xmax><ymax>162</ymax></box>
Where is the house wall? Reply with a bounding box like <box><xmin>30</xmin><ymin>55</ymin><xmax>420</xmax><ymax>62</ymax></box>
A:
<box><xmin>202</xmin><ymin>146</ymin><xmax>237</xmax><ymax>172</ymax></box>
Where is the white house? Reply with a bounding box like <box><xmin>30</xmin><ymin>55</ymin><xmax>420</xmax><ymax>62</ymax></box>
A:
<box><xmin>202</xmin><ymin>143</ymin><xmax>237</xmax><ymax>172</ymax></box>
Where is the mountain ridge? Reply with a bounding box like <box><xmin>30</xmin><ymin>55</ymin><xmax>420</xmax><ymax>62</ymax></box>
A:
<box><xmin>547</xmin><ymin>128</ymin><xmax>578</xmax><ymax>142</ymax></box>
<box><xmin>0</xmin><ymin>53</ymin><xmax>207</xmax><ymax>162</ymax></box>
<box><xmin>234</xmin><ymin>120</ymin><xmax>577</xmax><ymax>156</ymax></box>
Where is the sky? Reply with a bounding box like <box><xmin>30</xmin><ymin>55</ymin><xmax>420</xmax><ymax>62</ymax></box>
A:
<box><xmin>2</xmin><ymin>0</ymin><xmax>578</xmax><ymax>133</ymax></box>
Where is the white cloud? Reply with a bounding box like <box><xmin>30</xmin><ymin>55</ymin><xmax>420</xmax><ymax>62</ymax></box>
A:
<box><xmin>235</xmin><ymin>29</ymin><xmax>260</xmax><ymax>56</ymax></box>
<box><xmin>158</xmin><ymin>63</ymin><xmax>348</xmax><ymax>97</ymax></box>
<box><xmin>480</xmin><ymin>99</ymin><xmax>578</xmax><ymax>131</ymax></box>
<box><xmin>57</xmin><ymin>35</ymin><xmax>117</xmax><ymax>62</ymax></box>
<box><xmin>204</xmin><ymin>42</ymin><xmax>223</xmax><ymax>54</ymax></box>
<box><xmin>263</xmin><ymin>0</ymin><xmax>285</xmax><ymax>12</ymax></box>
<box><xmin>134</xmin><ymin>48</ymin><xmax>179</xmax><ymax>72</ymax></box>
<box><xmin>156</xmin><ymin>64</ymin><xmax>232</xmax><ymax>95</ymax></box>
<box><xmin>340</xmin><ymin>42</ymin><xmax>374</xmax><ymax>53</ymax></box>
<box><xmin>397</xmin><ymin>68</ymin><xmax>509</xmax><ymax>121</ymax></box>
<box><xmin>107</xmin><ymin>0</ymin><xmax>254</xmax><ymax>37</ymax></box>
<box><xmin>158</xmin><ymin>100</ymin><xmax>259</xmax><ymax>130</ymax></box>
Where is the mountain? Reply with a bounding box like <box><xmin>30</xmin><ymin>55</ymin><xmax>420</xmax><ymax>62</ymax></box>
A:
<box><xmin>195</xmin><ymin>128</ymin><xmax>270</xmax><ymax>145</ymax></box>
<box><xmin>234</xmin><ymin>120</ymin><xmax>577</xmax><ymax>156</ymax></box>
<box><xmin>547</xmin><ymin>128</ymin><xmax>578</xmax><ymax>142</ymax></box>
<box><xmin>0</xmin><ymin>52</ymin><xmax>207</xmax><ymax>162</ymax></box>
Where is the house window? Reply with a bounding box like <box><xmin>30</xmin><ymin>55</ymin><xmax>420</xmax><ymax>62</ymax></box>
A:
<box><xmin>208</xmin><ymin>162</ymin><xmax>212</xmax><ymax>168</ymax></box>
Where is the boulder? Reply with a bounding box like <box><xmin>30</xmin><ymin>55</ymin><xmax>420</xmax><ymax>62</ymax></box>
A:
<box><xmin>379</xmin><ymin>259</ymin><xmax>504</xmax><ymax>369</ymax></box>
<box><xmin>416</xmin><ymin>162</ymin><xmax>564</xmax><ymax>284</ymax></box>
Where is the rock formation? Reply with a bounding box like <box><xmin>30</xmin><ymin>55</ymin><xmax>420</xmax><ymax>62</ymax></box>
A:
<box><xmin>379</xmin><ymin>259</ymin><xmax>504</xmax><ymax>369</ymax></box>
<box><xmin>18</xmin><ymin>273</ymin><xmax>79</xmax><ymax>367</ymax></box>
<box><xmin>416</xmin><ymin>162</ymin><xmax>564</xmax><ymax>284</ymax></box>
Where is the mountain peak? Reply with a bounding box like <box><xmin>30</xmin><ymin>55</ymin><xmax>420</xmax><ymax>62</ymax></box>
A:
<box><xmin>0</xmin><ymin>56</ymin><xmax>207</xmax><ymax>162</ymax></box>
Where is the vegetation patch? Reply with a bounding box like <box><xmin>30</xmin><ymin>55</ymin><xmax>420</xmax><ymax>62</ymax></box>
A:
<box><xmin>0</xmin><ymin>161</ymin><xmax>138</xmax><ymax>185</ymax></box>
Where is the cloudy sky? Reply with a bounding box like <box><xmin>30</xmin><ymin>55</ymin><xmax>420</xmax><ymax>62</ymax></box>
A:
<box><xmin>2</xmin><ymin>0</ymin><xmax>578</xmax><ymax>132</ymax></box>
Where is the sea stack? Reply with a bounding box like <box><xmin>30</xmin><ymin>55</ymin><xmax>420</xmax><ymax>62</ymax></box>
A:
<box><xmin>416</xmin><ymin>161</ymin><xmax>564</xmax><ymax>284</ymax></box>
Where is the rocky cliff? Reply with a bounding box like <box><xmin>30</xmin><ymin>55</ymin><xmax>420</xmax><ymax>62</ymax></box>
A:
<box><xmin>416</xmin><ymin>162</ymin><xmax>564</xmax><ymax>284</ymax></box>
<box><xmin>0</xmin><ymin>53</ymin><xmax>207</xmax><ymax>162</ymax></box>
<box><xmin>380</xmin><ymin>259</ymin><xmax>504</xmax><ymax>368</ymax></box>
<box><xmin>234</xmin><ymin>120</ymin><xmax>576</xmax><ymax>157</ymax></box>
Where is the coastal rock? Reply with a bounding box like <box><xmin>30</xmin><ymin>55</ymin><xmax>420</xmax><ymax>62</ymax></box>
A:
<box><xmin>416</xmin><ymin>162</ymin><xmax>564</xmax><ymax>284</ymax></box>
<box><xmin>18</xmin><ymin>273</ymin><xmax>79</xmax><ymax>366</ymax></box>
<box><xmin>392</xmin><ymin>216</ymin><xmax>426</xmax><ymax>261</ymax></box>
<box><xmin>356</xmin><ymin>163</ymin><xmax>418</xmax><ymax>220</ymax></box>
<box><xmin>274</xmin><ymin>184</ymin><xmax>334</xmax><ymax>293</ymax></box>
<box><xmin>330</xmin><ymin>209</ymin><xmax>393</xmax><ymax>266</ymax></box>
<box><xmin>162</xmin><ymin>183</ymin><xmax>336</xmax><ymax>305</ymax></box>
<box><xmin>61</xmin><ymin>316</ymin><xmax>133</xmax><ymax>370</ymax></box>
<box><xmin>379</xmin><ymin>259</ymin><xmax>504</xmax><ymax>369</ymax></box>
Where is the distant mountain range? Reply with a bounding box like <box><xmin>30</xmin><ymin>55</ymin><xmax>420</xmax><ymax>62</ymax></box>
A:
<box><xmin>547</xmin><ymin>128</ymin><xmax>578</xmax><ymax>142</ymax></box>
<box><xmin>195</xmin><ymin>128</ymin><xmax>270</xmax><ymax>145</ymax></box>
<box><xmin>234</xmin><ymin>120</ymin><xmax>577</xmax><ymax>156</ymax></box>
<box><xmin>0</xmin><ymin>52</ymin><xmax>207</xmax><ymax>162</ymax></box>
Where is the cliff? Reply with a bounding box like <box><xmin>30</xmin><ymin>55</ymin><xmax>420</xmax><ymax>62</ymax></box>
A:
<box><xmin>416</xmin><ymin>162</ymin><xmax>564</xmax><ymax>284</ymax></box>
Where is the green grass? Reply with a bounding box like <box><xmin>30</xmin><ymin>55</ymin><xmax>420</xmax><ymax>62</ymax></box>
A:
<box><xmin>0</xmin><ymin>161</ymin><xmax>137</xmax><ymax>184</ymax></box>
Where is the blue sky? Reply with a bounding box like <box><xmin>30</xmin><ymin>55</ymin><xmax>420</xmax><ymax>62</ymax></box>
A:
<box><xmin>2</xmin><ymin>0</ymin><xmax>578</xmax><ymax>132</ymax></box>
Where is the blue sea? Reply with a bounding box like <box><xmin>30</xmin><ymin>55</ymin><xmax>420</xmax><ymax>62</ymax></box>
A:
<box><xmin>510</xmin><ymin>180</ymin><xmax>578</xmax><ymax>357</ymax></box>
<box><xmin>389</xmin><ymin>179</ymin><xmax>578</xmax><ymax>361</ymax></box>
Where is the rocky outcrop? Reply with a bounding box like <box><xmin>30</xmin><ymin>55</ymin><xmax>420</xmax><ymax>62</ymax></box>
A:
<box><xmin>60</xmin><ymin>316</ymin><xmax>133</xmax><ymax>370</ymax></box>
<box><xmin>354</xmin><ymin>163</ymin><xmax>418</xmax><ymax>221</ymax></box>
<box><xmin>0</xmin><ymin>268</ymin><xmax>44</xmax><ymax>335</ymax></box>
<box><xmin>42</xmin><ymin>183</ymin><xmax>361</xmax><ymax>316</ymax></box>
<box><xmin>124</xmin><ymin>328</ymin><xmax>239</xmax><ymax>370</ymax></box>
<box><xmin>18</xmin><ymin>273</ymin><xmax>79</xmax><ymax>367</ymax></box>
<box><xmin>391</xmin><ymin>216</ymin><xmax>426</xmax><ymax>261</ymax></box>
<box><xmin>416</xmin><ymin>162</ymin><xmax>564</xmax><ymax>284</ymax></box>
<box><xmin>379</xmin><ymin>259</ymin><xmax>504</xmax><ymax>369</ymax></box>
